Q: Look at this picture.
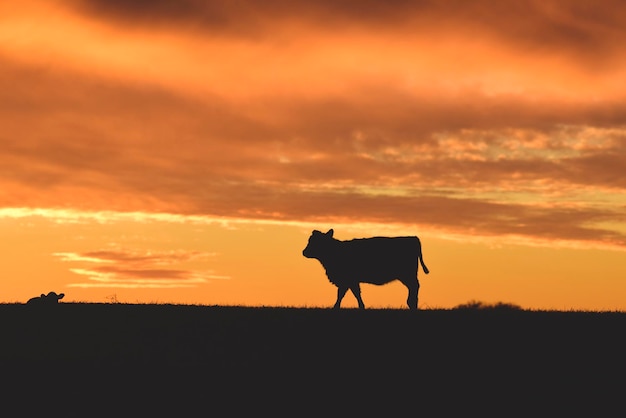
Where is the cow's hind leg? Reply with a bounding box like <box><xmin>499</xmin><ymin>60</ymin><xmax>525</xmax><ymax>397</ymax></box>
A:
<box><xmin>350</xmin><ymin>283</ymin><xmax>365</xmax><ymax>309</ymax></box>
<box><xmin>403</xmin><ymin>277</ymin><xmax>420</xmax><ymax>310</ymax></box>
<box><xmin>334</xmin><ymin>286</ymin><xmax>348</xmax><ymax>309</ymax></box>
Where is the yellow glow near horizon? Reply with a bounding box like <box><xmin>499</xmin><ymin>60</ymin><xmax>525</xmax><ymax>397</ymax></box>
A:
<box><xmin>0</xmin><ymin>207</ymin><xmax>624</xmax><ymax>311</ymax></box>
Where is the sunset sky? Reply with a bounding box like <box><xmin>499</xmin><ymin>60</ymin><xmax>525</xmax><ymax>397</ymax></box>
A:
<box><xmin>1</xmin><ymin>0</ymin><xmax>625</xmax><ymax>310</ymax></box>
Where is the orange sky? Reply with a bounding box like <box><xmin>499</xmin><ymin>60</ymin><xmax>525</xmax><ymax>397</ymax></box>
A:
<box><xmin>1</xmin><ymin>0</ymin><xmax>625</xmax><ymax>310</ymax></box>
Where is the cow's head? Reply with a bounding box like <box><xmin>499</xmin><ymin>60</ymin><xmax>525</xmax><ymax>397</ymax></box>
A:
<box><xmin>302</xmin><ymin>229</ymin><xmax>334</xmax><ymax>259</ymax></box>
<box><xmin>45</xmin><ymin>291</ymin><xmax>65</xmax><ymax>303</ymax></box>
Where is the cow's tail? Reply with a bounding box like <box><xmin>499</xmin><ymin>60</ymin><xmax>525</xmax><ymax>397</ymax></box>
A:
<box><xmin>417</xmin><ymin>237</ymin><xmax>430</xmax><ymax>274</ymax></box>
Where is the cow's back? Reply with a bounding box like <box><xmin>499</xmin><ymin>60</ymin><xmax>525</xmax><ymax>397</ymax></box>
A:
<box><xmin>335</xmin><ymin>236</ymin><xmax>419</xmax><ymax>284</ymax></box>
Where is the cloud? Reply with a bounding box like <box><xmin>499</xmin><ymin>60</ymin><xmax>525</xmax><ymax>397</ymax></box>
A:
<box><xmin>54</xmin><ymin>249</ymin><xmax>229</xmax><ymax>288</ymax></box>
<box><xmin>69</xmin><ymin>0</ymin><xmax>626</xmax><ymax>44</ymax></box>
<box><xmin>63</xmin><ymin>0</ymin><xmax>626</xmax><ymax>81</ymax></box>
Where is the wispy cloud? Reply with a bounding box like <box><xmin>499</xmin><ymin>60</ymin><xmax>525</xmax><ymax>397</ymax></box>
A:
<box><xmin>54</xmin><ymin>249</ymin><xmax>228</xmax><ymax>289</ymax></box>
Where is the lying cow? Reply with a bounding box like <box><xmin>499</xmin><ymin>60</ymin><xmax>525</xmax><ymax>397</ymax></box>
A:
<box><xmin>27</xmin><ymin>291</ymin><xmax>65</xmax><ymax>306</ymax></box>
<box><xmin>302</xmin><ymin>229</ymin><xmax>429</xmax><ymax>309</ymax></box>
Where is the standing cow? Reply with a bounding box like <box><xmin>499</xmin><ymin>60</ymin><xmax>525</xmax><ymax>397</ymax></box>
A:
<box><xmin>302</xmin><ymin>229</ymin><xmax>429</xmax><ymax>310</ymax></box>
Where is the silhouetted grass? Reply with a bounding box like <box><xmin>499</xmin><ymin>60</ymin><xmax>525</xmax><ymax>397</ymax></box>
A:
<box><xmin>2</xmin><ymin>303</ymin><xmax>624</xmax><ymax>415</ymax></box>
<box><xmin>453</xmin><ymin>299</ymin><xmax>524</xmax><ymax>311</ymax></box>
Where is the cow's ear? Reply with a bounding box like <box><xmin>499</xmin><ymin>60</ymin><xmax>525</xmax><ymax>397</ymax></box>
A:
<box><xmin>326</xmin><ymin>229</ymin><xmax>334</xmax><ymax>237</ymax></box>
<box><xmin>58</xmin><ymin>293</ymin><xmax>65</xmax><ymax>300</ymax></box>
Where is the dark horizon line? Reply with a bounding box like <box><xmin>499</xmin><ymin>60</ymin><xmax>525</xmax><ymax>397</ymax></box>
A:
<box><xmin>2</xmin><ymin>300</ymin><xmax>625</xmax><ymax>314</ymax></box>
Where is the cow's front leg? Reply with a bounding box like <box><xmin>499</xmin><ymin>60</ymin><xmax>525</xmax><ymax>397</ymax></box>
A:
<box><xmin>350</xmin><ymin>283</ymin><xmax>365</xmax><ymax>309</ymax></box>
<box><xmin>334</xmin><ymin>286</ymin><xmax>348</xmax><ymax>309</ymax></box>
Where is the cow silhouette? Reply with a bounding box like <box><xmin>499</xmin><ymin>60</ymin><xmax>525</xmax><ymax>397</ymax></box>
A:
<box><xmin>303</xmin><ymin>229</ymin><xmax>429</xmax><ymax>309</ymax></box>
<box><xmin>27</xmin><ymin>291</ymin><xmax>65</xmax><ymax>306</ymax></box>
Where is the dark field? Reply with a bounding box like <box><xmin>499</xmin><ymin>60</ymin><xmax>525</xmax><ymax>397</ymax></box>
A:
<box><xmin>2</xmin><ymin>303</ymin><xmax>625</xmax><ymax>415</ymax></box>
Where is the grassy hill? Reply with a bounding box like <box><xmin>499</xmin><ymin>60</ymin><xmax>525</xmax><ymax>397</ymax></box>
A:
<box><xmin>2</xmin><ymin>303</ymin><xmax>624</xmax><ymax>415</ymax></box>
